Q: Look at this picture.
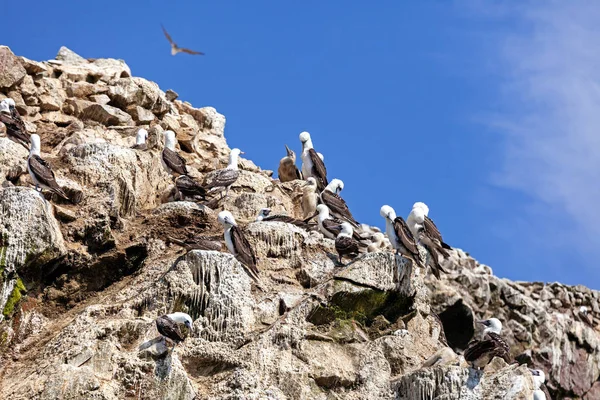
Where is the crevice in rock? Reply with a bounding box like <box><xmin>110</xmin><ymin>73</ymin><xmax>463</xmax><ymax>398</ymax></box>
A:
<box><xmin>437</xmin><ymin>298</ymin><xmax>474</xmax><ymax>351</ymax></box>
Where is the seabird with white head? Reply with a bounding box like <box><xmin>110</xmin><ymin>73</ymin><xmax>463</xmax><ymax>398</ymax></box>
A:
<box><xmin>204</xmin><ymin>148</ymin><xmax>243</xmax><ymax>198</ymax></box>
<box><xmin>278</xmin><ymin>145</ymin><xmax>302</xmax><ymax>182</ymax></box>
<box><xmin>529</xmin><ymin>369</ymin><xmax>550</xmax><ymax>400</ymax></box>
<box><xmin>255</xmin><ymin>208</ymin><xmax>309</xmax><ymax>228</ymax></box>
<box><xmin>380</xmin><ymin>205</ymin><xmax>423</xmax><ymax>268</ymax></box>
<box><xmin>576</xmin><ymin>305</ymin><xmax>594</xmax><ymax>328</ymax></box>
<box><xmin>0</xmin><ymin>98</ymin><xmax>30</xmax><ymax>150</ymax></box>
<box><xmin>162</xmin><ymin>130</ymin><xmax>188</xmax><ymax>176</ymax></box>
<box><xmin>463</xmin><ymin>318</ymin><xmax>510</xmax><ymax>369</ymax></box>
<box><xmin>156</xmin><ymin>312</ymin><xmax>193</xmax><ymax>349</ymax></box>
<box><xmin>320</xmin><ymin>178</ymin><xmax>359</xmax><ymax>227</ymax></box>
<box><xmin>302</xmin><ymin>177</ymin><xmax>319</xmax><ymax>219</ymax></box>
<box><xmin>299</xmin><ymin>131</ymin><xmax>328</xmax><ymax>190</ymax></box>
<box><xmin>27</xmin><ymin>134</ymin><xmax>70</xmax><ymax>201</ymax></box>
<box><xmin>131</xmin><ymin>128</ymin><xmax>148</xmax><ymax>150</ymax></box>
<box><xmin>218</xmin><ymin>210</ymin><xmax>260</xmax><ymax>281</ymax></box>
<box><xmin>407</xmin><ymin>202</ymin><xmax>451</xmax><ymax>250</ymax></box>
<box><xmin>335</xmin><ymin>222</ymin><xmax>361</xmax><ymax>264</ymax></box>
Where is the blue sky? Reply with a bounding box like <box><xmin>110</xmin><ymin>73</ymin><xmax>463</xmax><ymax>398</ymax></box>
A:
<box><xmin>4</xmin><ymin>1</ymin><xmax>598</xmax><ymax>288</ymax></box>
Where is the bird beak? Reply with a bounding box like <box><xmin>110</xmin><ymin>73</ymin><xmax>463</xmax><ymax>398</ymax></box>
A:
<box><xmin>285</xmin><ymin>144</ymin><xmax>293</xmax><ymax>156</ymax></box>
<box><xmin>477</xmin><ymin>320</ymin><xmax>487</xmax><ymax>326</ymax></box>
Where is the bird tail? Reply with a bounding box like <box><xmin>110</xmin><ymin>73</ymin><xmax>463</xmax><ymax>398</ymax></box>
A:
<box><xmin>441</xmin><ymin>241</ymin><xmax>452</xmax><ymax>250</ymax></box>
<box><xmin>54</xmin><ymin>187</ymin><xmax>71</xmax><ymax>202</ymax></box>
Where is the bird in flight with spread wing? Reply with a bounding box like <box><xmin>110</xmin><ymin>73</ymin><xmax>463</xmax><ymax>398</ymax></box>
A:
<box><xmin>161</xmin><ymin>25</ymin><xmax>205</xmax><ymax>56</ymax></box>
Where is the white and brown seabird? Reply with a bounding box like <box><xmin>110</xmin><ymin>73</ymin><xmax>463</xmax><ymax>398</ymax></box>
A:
<box><xmin>530</xmin><ymin>369</ymin><xmax>550</xmax><ymax>400</ymax></box>
<box><xmin>155</xmin><ymin>312</ymin><xmax>193</xmax><ymax>348</ymax></box>
<box><xmin>463</xmin><ymin>318</ymin><xmax>510</xmax><ymax>369</ymax></box>
<box><xmin>0</xmin><ymin>99</ymin><xmax>30</xmax><ymax>150</ymax></box>
<box><xmin>315</xmin><ymin>204</ymin><xmax>363</xmax><ymax>241</ymax></box>
<box><xmin>278</xmin><ymin>145</ymin><xmax>302</xmax><ymax>182</ymax></box>
<box><xmin>380</xmin><ymin>205</ymin><xmax>424</xmax><ymax>268</ymax></box>
<box><xmin>302</xmin><ymin>177</ymin><xmax>319</xmax><ymax>219</ymax></box>
<box><xmin>162</xmin><ymin>130</ymin><xmax>188</xmax><ymax>176</ymax></box>
<box><xmin>218</xmin><ymin>210</ymin><xmax>260</xmax><ymax>281</ymax></box>
<box><xmin>131</xmin><ymin>128</ymin><xmax>148</xmax><ymax>150</ymax></box>
<box><xmin>255</xmin><ymin>208</ymin><xmax>309</xmax><ymax>228</ymax></box>
<box><xmin>27</xmin><ymin>134</ymin><xmax>70</xmax><ymax>201</ymax></box>
<box><xmin>335</xmin><ymin>222</ymin><xmax>362</xmax><ymax>264</ymax></box>
<box><xmin>299</xmin><ymin>131</ymin><xmax>328</xmax><ymax>190</ymax></box>
<box><xmin>407</xmin><ymin>202</ymin><xmax>451</xmax><ymax>250</ymax></box>
<box><xmin>204</xmin><ymin>148</ymin><xmax>243</xmax><ymax>198</ymax></box>
<box><xmin>576</xmin><ymin>305</ymin><xmax>594</xmax><ymax>328</ymax></box>
<box><xmin>161</xmin><ymin>24</ymin><xmax>204</xmax><ymax>56</ymax></box>
<box><xmin>320</xmin><ymin>179</ymin><xmax>359</xmax><ymax>227</ymax></box>
<box><xmin>174</xmin><ymin>175</ymin><xmax>207</xmax><ymax>201</ymax></box>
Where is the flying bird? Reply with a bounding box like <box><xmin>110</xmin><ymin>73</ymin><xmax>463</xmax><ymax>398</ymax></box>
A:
<box><xmin>0</xmin><ymin>99</ymin><xmax>30</xmax><ymax>150</ymax></box>
<box><xmin>155</xmin><ymin>312</ymin><xmax>193</xmax><ymax>349</ymax></box>
<box><xmin>299</xmin><ymin>131</ymin><xmax>328</xmax><ymax>190</ymax></box>
<box><xmin>218</xmin><ymin>210</ymin><xmax>260</xmax><ymax>281</ymax></box>
<box><xmin>380</xmin><ymin>205</ymin><xmax>424</xmax><ymax>268</ymax></box>
<box><xmin>320</xmin><ymin>179</ymin><xmax>359</xmax><ymax>227</ymax></box>
<box><xmin>203</xmin><ymin>148</ymin><xmax>243</xmax><ymax>198</ymax></box>
<box><xmin>463</xmin><ymin>318</ymin><xmax>510</xmax><ymax>369</ymax></box>
<box><xmin>161</xmin><ymin>25</ymin><xmax>204</xmax><ymax>56</ymax></box>
<box><xmin>335</xmin><ymin>222</ymin><xmax>362</xmax><ymax>264</ymax></box>
<box><xmin>255</xmin><ymin>208</ymin><xmax>309</xmax><ymax>228</ymax></box>
<box><xmin>27</xmin><ymin>134</ymin><xmax>70</xmax><ymax>201</ymax></box>
<box><xmin>162</xmin><ymin>130</ymin><xmax>188</xmax><ymax>176</ymax></box>
<box><xmin>175</xmin><ymin>175</ymin><xmax>207</xmax><ymax>201</ymax></box>
<box><xmin>278</xmin><ymin>145</ymin><xmax>302</xmax><ymax>182</ymax></box>
<box><xmin>131</xmin><ymin>128</ymin><xmax>148</xmax><ymax>151</ymax></box>
<box><xmin>302</xmin><ymin>177</ymin><xmax>319</xmax><ymax>219</ymax></box>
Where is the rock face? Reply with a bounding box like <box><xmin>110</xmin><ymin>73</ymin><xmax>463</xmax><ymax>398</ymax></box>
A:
<box><xmin>0</xmin><ymin>45</ymin><xmax>597</xmax><ymax>399</ymax></box>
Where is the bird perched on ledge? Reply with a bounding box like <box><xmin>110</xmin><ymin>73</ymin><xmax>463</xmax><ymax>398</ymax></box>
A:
<box><xmin>464</xmin><ymin>318</ymin><xmax>510</xmax><ymax>369</ymax></box>
<box><xmin>380</xmin><ymin>205</ymin><xmax>423</xmax><ymax>269</ymax></box>
<box><xmin>218</xmin><ymin>210</ymin><xmax>260</xmax><ymax>281</ymax></box>
<box><xmin>278</xmin><ymin>145</ymin><xmax>302</xmax><ymax>182</ymax></box>
<box><xmin>162</xmin><ymin>130</ymin><xmax>188</xmax><ymax>176</ymax></box>
<box><xmin>335</xmin><ymin>222</ymin><xmax>362</xmax><ymax>264</ymax></box>
<box><xmin>156</xmin><ymin>312</ymin><xmax>193</xmax><ymax>349</ymax></box>
<box><xmin>320</xmin><ymin>178</ymin><xmax>359</xmax><ymax>227</ymax></box>
<box><xmin>27</xmin><ymin>134</ymin><xmax>70</xmax><ymax>202</ymax></box>
<box><xmin>299</xmin><ymin>131</ymin><xmax>328</xmax><ymax>190</ymax></box>
<box><xmin>0</xmin><ymin>98</ymin><xmax>30</xmax><ymax>150</ymax></box>
<box><xmin>131</xmin><ymin>128</ymin><xmax>148</xmax><ymax>151</ymax></box>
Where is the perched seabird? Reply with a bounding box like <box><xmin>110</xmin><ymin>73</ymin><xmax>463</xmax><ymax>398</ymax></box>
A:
<box><xmin>299</xmin><ymin>131</ymin><xmax>328</xmax><ymax>190</ymax></box>
<box><xmin>463</xmin><ymin>318</ymin><xmax>510</xmax><ymax>369</ymax></box>
<box><xmin>380</xmin><ymin>205</ymin><xmax>424</xmax><ymax>268</ymax></box>
<box><xmin>161</xmin><ymin>24</ymin><xmax>205</xmax><ymax>56</ymax></box>
<box><xmin>302</xmin><ymin>177</ymin><xmax>319</xmax><ymax>219</ymax></box>
<box><xmin>203</xmin><ymin>148</ymin><xmax>243</xmax><ymax>198</ymax></box>
<box><xmin>218</xmin><ymin>210</ymin><xmax>260</xmax><ymax>281</ymax></box>
<box><xmin>530</xmin><ymin>369</ymin><xmax>550</xmax><ymax>400</ymax></box>
<box><xmin>0</xmin><ymin>99</ymin><xmax>29</xmax><ymax>149</ymax></box>
<box><xmin>175</xmin><ymin>175</ymin><xmax>207</xmax><ymax>201</ymax></box>
<box><xmin>421</xmin><ymin>347</ymin><xmax>459</xmax><ymax>368</ymax></box>
<box><xmin>335</xmin><ymin>222</ymin><xmax>361</xmax><ymax>264</ymax></box>
<box><xmin>156</xmin><ymin>312</ymin><xmax>193</xmax><ymax>348</ymax></box>
<box><xmin>27</xmin><ymin>134</ymin><xmax>70</xmax><ymax>201</ymax></box>
<box><xmin>168</xmin><ymin>236</ymin><xmax>222</xmax><ymax>252</ymax></box>
<box><xmin>320</xmin><ymin>178</ymin><xmax>359</xmax><ymax>226</ymax></box>
<box><xmin>255</xmin><ymin>208</ymin><xmax>309</xmax><ymax>228</ymax></box>
<box><xmin>162</xmin><ymin>130</ymin><xmax>188</xmax><ymax>176</ymax></box>
<box><xmin>407</xmin><ymin>202</ymin><xmax>451</xmax><ymax>250</ymax></box>
<box><xmin>278</xmin><ymin>145</ymin><xmax>302</xmax><ymax>182</ymax></box>
<box><xmin>314</xmin><ymin>204</ymin><xmax>363</xmax><ymax>241</ymax></box>
<box><xmin>131</xmin><ymin>128</ymin><xmax>148</xmax><ymax>150</ymax></box>
<box><xmin>367</xmin><ymin>232</ymin><xmax>386</xmax><ymax>253</ymax></box>
<box><xmin>576</xmin><ymin>305</ymin><xmax>594</xmax><ymax>328</ymax></box>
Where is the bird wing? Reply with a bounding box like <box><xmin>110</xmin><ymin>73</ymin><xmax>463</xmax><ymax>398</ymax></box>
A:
<box><xmin>175</xmin><ymin>175</ymin><xmax>206</xmax><ymax>198</ymax></box>
<box><xmin>424</xmin><ymin>215</ymin><xmax>451</xmax><ymax>250</ymax></box>
<box><xmin>488</xmin><ymin>332</ymin><xmax>511</xmax><ymax>362</ymax></box>
<box><xmin>204</xmin><ymin>168</ymin><xmax>240</xmax><ymax>189</ymax></box>
<box><xmin>28</xmin><ymin>155</ymin><xmax>69</xmax><ymax>200</ymax></box>
<box><xmin>161</xmin><ymin>24</ymin><xmax>175</xmax><ymax>45</ymax></box>
<box><xmin>131</xmin><ymin>143</ymin><xmax>147</xmax><ymax>151</ymax></box>
<box><xmin>0</xmin><ymin>113</ymin><xmax>30</xmax><ymax>146</ymax></box>
<box><xmin>230</xmin><ymin>225</ymin><xmax>259</xmax><ymax>278</ymax></box>
<box><xmin>308</xmin><ymin>148</ymin><xmax>328</xmax><ymax>189</ymax></box>
<box><xmin>180</xmin><ymin>47</ymin><xmax>205</xmax><ymax>55</ymax></box>
<box><xmin>321</xmin><ymin>190</ymin><xmax>357</xmax><ymax>225</ymax></box>
<box><xmin>322</xmin><ymin>218</ymin><xmax>343</xmax><ymax>236</ymax></box>
<box><xmin>263</xmin><ymin>214</ymin><xmax>302</xmax><ymax>225</ymax></box>
<box><xmin>335</xmin><ymin>236</ymin><xmax>359</xmax><ymax>255</ymax></box>
<box><xmin>392</xmin><ymin>216</ymin><xmax>419</xmax><ymax>255</ymax></box>
<box><xmin>464</xmin><ymin>333</ymin><xmax>510</xmax><ymax>363</ymax></box>
<box><xmin>419</xmin><ymin>233</ymin><xmax>448</xmax><ymax>278</ymax></box>
<box><xmin>162</xmin><ymin>148</ymin><xmax>188</xmax><ymax>175</ymax></box>
<box><xmin>156</xmin><ymin>315</ymin><xmax>185</xmax><ymax>342</ymax></box>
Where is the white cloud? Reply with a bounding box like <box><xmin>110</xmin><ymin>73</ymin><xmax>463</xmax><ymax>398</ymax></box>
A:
<box><xmin>485</xmin><ymin>2</ymin><xmax>600</xmax><ymax>258</ymax></box>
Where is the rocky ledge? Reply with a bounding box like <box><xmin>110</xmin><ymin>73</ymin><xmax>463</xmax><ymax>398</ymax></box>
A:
<box><xmin>0</xmin><ymin>45</ymin><xmax>597</xmax><ymax>399</ymax></box>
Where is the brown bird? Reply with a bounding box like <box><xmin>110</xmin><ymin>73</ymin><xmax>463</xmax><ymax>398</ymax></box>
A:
<box><xmin>27</xmin><ymin>134</ymin><xmax>70</xmax><ymax>201</ymax></box>
<box><xmin>278</xmin><ymin>145</ymin><xmax>302</xmax><ymax>182</ymax></box>
<box><xmin>464</xmin><ymin>318</ymin><xmax>510</xmax><ymax>369</ymax></box>
<box><xmin>161</xmin><ymin>25</ymin><xmax>204</xmax><ymax>56</ymax></box>
<box><xmin>0</xmin><ymin>99</ymin><xmax>30</xmax><ymax>150</ymax></box>
<box><xmin>335</xmin><ymin>222</ymin><xmax>363</xmax><ymax>264</ymax></box>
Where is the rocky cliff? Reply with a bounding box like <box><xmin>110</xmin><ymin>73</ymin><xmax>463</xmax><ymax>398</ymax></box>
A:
<box><xmin>0</xmin><ymin>45</ymin><xmax>597</xmax><ymax>399</ymax></box>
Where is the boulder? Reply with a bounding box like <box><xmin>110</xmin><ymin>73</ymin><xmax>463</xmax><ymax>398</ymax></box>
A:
<box><xmin>0</xmin><ymin>46</ymin><xmax>27</xmax><ymax>88</ymax></box>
